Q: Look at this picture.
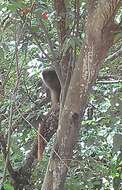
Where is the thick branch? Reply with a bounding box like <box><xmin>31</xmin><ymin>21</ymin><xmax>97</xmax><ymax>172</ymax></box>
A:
<box><xmin>41</xmin><ymin>1</ymin><xmax>121</xmax><ymax>190</ymax></box>
<box><xmin>54</xmin><ymin>0</ymin><xmax>71</xmax><ymax>83</ymax></box>
<box><xmin>90</xmin><ymin>0</ymin><xmax>121</xmax><ymax>32</ymax></box>
<box><xmin>54</xmin><ymin>0</ymin><xmax>68</xmax><ymax>46</ymax></box>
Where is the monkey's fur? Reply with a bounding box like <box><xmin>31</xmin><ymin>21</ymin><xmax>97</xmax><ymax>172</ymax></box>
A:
<box><xmin>37</xmin><ymin>68</ymin><xmax>61</xmax><ymax>160</ymax></box>
<box><xmin>42</xmin><ymin>68</ymin><xmax>61</xmax><ymax>105</ymax></box>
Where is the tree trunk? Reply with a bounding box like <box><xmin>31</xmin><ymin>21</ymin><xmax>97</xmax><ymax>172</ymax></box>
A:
<box><xmin>41</xmin><ymin>1</ymin><xmax>121</xmax><ymax>190</ymax></box>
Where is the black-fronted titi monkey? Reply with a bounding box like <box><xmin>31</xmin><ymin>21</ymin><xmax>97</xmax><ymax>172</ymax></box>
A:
<box><xmin>38</xmin><ymin>68</ymin><xmax>61</xmax><ymax>159</ymax></box>
<box><xmin>41</xmin><ymin>68</ymin><xmax>61</xmax><ymax>105</ymax></box>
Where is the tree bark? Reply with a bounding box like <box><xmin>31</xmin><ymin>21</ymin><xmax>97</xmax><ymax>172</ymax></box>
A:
<box><xmin>41</xmin><ymin>1</ymin><xmax>121</xmax><ymax>190</ymax></box>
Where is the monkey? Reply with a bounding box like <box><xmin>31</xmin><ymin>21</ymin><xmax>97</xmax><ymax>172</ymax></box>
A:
<box><xmin>41</xmin><ymin>68</ymin><xmax>61</xmax><ymax>106</ymax></box>
<box><xmin>37</xmin><ymin>68</ymin><xmax>61</xmax><ymax>160</ymax></box>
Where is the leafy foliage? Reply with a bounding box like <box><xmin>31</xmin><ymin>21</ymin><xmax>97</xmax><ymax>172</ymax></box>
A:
<box><xmin>0</xmin><ymin>1</ymin><xmax>122</xmax><ymax>189</ymax></box>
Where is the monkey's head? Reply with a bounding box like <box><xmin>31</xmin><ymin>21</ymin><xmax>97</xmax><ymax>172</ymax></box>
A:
<box><xmin>41</xmin><ymin>68</ymin><xmax>61</xmax><ymax>105</ymax></box>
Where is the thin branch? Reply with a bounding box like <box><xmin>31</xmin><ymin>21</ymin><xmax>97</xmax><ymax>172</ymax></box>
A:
<box><xmin>17</xmin><ymin>11</ymin><xmax>54</xmax><ymax>61</ymax></box>
<box><xmin>11</xmin><ymin>97</ymin><xmax>49</xmax><ymax>131</ymax></box>
<box><xmin>1</xmin><ymin>27</ymin><xmax>21</xmax><ymax>187</ymax></box>
<box><xmin>39</xmin><ymin>19</ymin><xmax>56</xmax><ymax>60</ymax></box>
<box><xmin>33</xmin><ymin>34</ymin><xmax>53</xmax><ymax>61</ymax></box>
<box><xmin>16</xmin><ymin>106</ymin><xmax>69</xmax><ymax>169</ymax></box>
<box><xmin>105</xmin><ymin>47</ymin><xmax>122</xmax><ymax>62</ymax></box>
<box><xmin>0</xmin><ymin>134</ymin><xmax>15</xmax><ymax>189</ymax></box>
<box><xmin>97</xmin><ymin>80</ymin><xmax>122</xmax><ymax>84</ymax></box>
<box><xmin>3</xmin><ymin>52</ymin><xmax>16</xmax><ymax>87</ymax></box>
<box><xmin>23</xmin><ymin>80</ymin><xmax>37</xmax><ymax>104</ymax></box>
<box><xmin>1</xmin><ymin>95</ymin><xmax>13</xmax><ymax>187</ymax></box>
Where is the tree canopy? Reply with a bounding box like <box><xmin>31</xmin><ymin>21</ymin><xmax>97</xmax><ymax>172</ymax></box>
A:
<box><xmin>0</xmin><ymin>1</ymin><xmax>122</xmax><ymax>190</ymax></box>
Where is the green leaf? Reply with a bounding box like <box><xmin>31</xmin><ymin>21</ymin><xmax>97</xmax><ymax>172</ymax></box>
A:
<box><xmin>70</xmin><ymin>38</ymin><xmax>76</xmax><ymax>49</ymax></box>
<box><xmin>4</xmin><ymin>183</ymin><xmax>14</xmax><ymax>190</ymax></box>
<box><xmin>0</xmin><ymin>47</ymin><xmax>4</xmax><ymax>60</ymax></box>
<box><xmin>113</xmin><ymin>32</ymin><xmax>122</xmax><ymax>44</ymax></box>
<box><xmin>7</xmin><ymin>2</ymin><xmax>25</xmax><ymax>12</ymax></box>
<box><xmin>0</xmin><ymin>3</ymin><xmax>6</xmax><ymax>11</ymax></box>
<box><xmin>62</xmin><ymin>38</ymin><xmax>71</xmax><ymax>56</ymax></box>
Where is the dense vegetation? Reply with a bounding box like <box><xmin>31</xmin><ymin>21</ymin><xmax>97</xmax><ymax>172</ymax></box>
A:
<box><xmin>0</xmin><ymin>1</ymin><xmax>122</xmax><ymax>189</ymax></box>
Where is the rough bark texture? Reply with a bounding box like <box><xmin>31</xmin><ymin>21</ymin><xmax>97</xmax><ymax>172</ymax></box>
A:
<box><xmin>54</xmin><ymin>0</ymin><xmax>71</xmax><ymax>83</ymax></box>
<box><xmin>41</xmin><ymin>1</ymin><xmax>121</xmax><ymax>190</ymax></box>
<box><xmin>1</xmin><ymin>1</ymin><xmax>121</xmax><ymax>189</ymax></box>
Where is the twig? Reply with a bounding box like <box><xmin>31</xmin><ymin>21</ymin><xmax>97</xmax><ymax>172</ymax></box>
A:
<box><xmin>16</xmin><ymin>107</ymin><xmax>69</xmax><ymax>169</ymax></box>
<box><xmin>23</xmin><ymin>80</ymin><xmax>37</xmax><ymax>104</ymax></box>
<box><xmin>1</xmin><ymin>26</ymin><xmax>21</xmax><ymax>187</ymax></box>
<box><xmin>97</xmin><ymin>80</ymin><xmax>122</xmax><ymax>84</ymax></box>
<box><xmin>105</xmin><ymin>47</ymin><xmax>122</xmax><ymax>62</ymax></box>
<box><xmin>1</xmin><ymin>95</ymin><xmax>13</xmax><ymax>187</ymax></box>
<box><xmin>3</xmin><ymin>52</ymin><xmax>16</xmax><ymax>87</ymax></box>
<box><xmin>39</xmin><ymin>19</ymin><xmax>56</xmax><ymax>60</ymax></box>
<box><xmin>33</xmin><ymin>34</ymin><xmax>53</xmax><ymax>61</ymax></box>
<box><xmin>19</xmin><ymin>14</ymin><xmax>54</xmax><ymax>61</ymax></box>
